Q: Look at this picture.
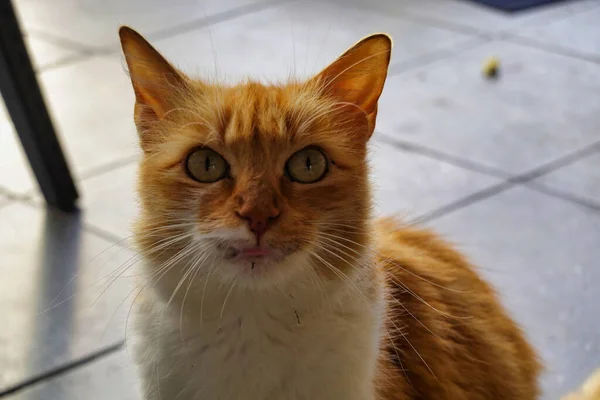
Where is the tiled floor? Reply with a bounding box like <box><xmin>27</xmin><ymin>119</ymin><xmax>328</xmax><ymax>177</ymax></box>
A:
<box><xmin>0</xmin><ymin>0</ymin><xmax>599</xmax><ymax>398</ymax></box>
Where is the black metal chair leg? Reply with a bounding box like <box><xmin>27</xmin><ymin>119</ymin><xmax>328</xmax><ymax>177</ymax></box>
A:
<box><xmin>0</xmin><ymin>0</ymin><xmax>78</xmax><ymax>212</ymax></box>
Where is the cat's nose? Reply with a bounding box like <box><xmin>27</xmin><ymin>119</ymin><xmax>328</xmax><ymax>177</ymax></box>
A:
<box><xmin>236</xmin><ymin>205</ymin><xmax>280</xmax><ymax>244</ymax></box>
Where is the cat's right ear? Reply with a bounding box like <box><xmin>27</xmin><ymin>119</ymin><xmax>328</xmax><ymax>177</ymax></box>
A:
<box><xmin>119</xmin><ymin>26</ymin><xmax>188</xmax><ymax>139</ymax></box>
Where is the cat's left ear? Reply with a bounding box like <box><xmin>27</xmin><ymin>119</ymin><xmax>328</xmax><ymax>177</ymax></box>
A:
<box><xmin>311</xmin><ymin>34</ymin><xmax>392</xmax><ymax>137</ymax></box>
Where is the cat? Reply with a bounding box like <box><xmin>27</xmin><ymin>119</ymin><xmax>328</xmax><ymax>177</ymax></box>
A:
<box><xmin>119</xmin><ymin>26</ymin><xmax>541</xmax><ymax>400</ymax></box>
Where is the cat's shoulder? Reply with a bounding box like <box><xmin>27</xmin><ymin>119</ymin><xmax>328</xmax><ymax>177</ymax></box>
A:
<box><xmin>374</xmin><ymin>218</ymin><xmax>474</xmax><ymax>273</ymax></box>
<box><xmin>373</xmin><ymin>217</ymin><xmax>492</xmax><ymax>299</ymax></box>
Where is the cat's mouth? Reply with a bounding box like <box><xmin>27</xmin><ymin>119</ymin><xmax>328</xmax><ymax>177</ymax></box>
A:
<box><xmin>219</xmin><ymin>244</ymin><xmax>286</xmax><ymax>277</ymax></box>
<box><xmin>221</xmin><ymin>242</ymin><xmax>286</xmax><ymax>265</ymax></box>
<box><xmin>224</xmin><ymin>246</ymin><xmax>272</xmax><ymax>259</ymax></box>
<box><xmin>216</xmin><ymin>239</ymin><xmax>303</xmax><ymax>274</ymax></box>
<box><xmin>213</xmin><ymin>240</ymin><xmax>307</xmax><ymax>281</ymax></box>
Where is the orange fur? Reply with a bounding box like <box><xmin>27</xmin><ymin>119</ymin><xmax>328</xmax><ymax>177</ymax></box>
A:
<box><xmin>120</xmin><ymin>26</ymin><xmax>541</xmax><ymax>399</ymax></box>
<box><xmin>375</xmin><ymin>220</ymin><xmax>541</xmax><ymax>398</ymax></box>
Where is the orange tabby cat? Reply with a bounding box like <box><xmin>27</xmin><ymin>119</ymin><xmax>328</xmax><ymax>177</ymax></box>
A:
<box><xmin>120</xmin><ymin>26</ymin><xmax>541</xmax><ymax>400</ymax></box>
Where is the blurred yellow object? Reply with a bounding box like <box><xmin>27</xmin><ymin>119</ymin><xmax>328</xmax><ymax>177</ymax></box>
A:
<box><xmin>482</xmin><ymin>56</ymin><xmax>500</xmax><ymax>79</ymax></box>
<box><xmin>562</xmin><ymin>368</ymin><xmax>600</xmax><ymax>400</ymax></box>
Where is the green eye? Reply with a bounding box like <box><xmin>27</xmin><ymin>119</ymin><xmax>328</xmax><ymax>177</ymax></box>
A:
<box><xmin>286</xmin><ymin>147</ymin><xmax>328</xmax><ymax>183</ymax></box>
<box><xmin>185</xmin><ymin>148</ymin><xmax>229</xmax><ymax>183</ymax></box>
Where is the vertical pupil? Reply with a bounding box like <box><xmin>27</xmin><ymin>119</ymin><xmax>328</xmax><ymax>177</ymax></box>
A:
<box><xmin>305</xmin><ymin>155</ymin><xmax>312</xmax><ymax>171</ymax></box>
<box><xmin>205</xmin><ymin>155</ymin><xmax>211</xmax><ymax>172</ymax></box>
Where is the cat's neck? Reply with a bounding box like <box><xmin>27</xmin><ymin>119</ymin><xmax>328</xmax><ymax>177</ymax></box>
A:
<box><xmin>142</xmin><ymin>251</ymin><xmax>379</xmax><ymax>325</ymax></box>
<box><xmin>133</xmin><ymin>251</ymin><xmax>385</xmax><ymax>400</ymax></box>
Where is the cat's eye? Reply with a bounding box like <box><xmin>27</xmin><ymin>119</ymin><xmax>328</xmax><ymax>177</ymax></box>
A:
<box><xmin>286</xmin><ymin>147</ymin><xmax>328</xmax><ymax>184</ymax></box>
<box><xmin>185</xmin><ymin>148</ymin><xmax>229</xmax><ymax>183</ymax></box>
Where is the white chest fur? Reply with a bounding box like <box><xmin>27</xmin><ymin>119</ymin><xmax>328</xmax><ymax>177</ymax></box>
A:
<box><xmin>131</xmin><ymin>270</ymin><xmax>384</xmax><ymax>400</ymax></box>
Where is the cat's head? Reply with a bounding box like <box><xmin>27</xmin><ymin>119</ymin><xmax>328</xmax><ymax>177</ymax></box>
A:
<box><xmin>120</xmin><ymin>27</ymin><xmax>391</xmax><ymax>289</ymax></box>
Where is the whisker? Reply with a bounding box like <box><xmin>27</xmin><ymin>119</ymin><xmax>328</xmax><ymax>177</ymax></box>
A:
<box><xmin>200</xmin><ymin>260</ymin><xmax>219</xmax><ymax>327</ymax></box>
<box><xmin>315</xmin><ymin>230</ymin><xmax>468</xmax><ymax>294</ymax></box>
<box><xmin>320</xmin><ymin>49</ymin><xmax>391</xmax><ymax>93</ymax></box>
<box><xmin>180</xmin><ymin>250</ymin><xmax>212</xmax><ymax>342</ymax></box>
<box><xmin>167</xmin><ymin>242</ymin><xmax>209</xmax><ymax>307</ymax></box>
<box><xmin>315</xmin><ymin>234</ymin><xmax>471</xmax><ymax>321</ymax></box>
<box><xmin>219</xmin><ymin>280</ymin><xmax>237</xmax><ymax>321</ymax></box>
<box><xmin>387</xmin><ymin>311</ymin><xmax>437</xmax><ymax>380</ymax></box>
<box><xmin>307</xmin><ymin>249</ymin><xmax>371</xmax><ymax>306</ymax></box>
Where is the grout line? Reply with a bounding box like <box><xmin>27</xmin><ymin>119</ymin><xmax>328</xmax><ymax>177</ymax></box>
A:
<box><xmin>15</xmin><ymin>154</ymin><xmax>140</xmax><ymax>201</ymax></box>
<box><xmin>0</xmin><ymin>186</ymin><xmax>35</xmax><ymax>203</ymax></box>
<box><xmin>378</xmin><ymin>132</ymin><xmax>600</xmax><ymax>185</ymax></box>
<box><xmin>387</xmin><ymin>38</ymin><xmax>488</xmax><ymax>77</ymax></box>
<box><xmin>0</xmin><ymin>186</ymin><xmax>10</xmax><ymax>198</ymax></box>
<box><xmin>508</xmin><ymin>140</ymin><xmax>600</xmax><ymax>182</ymax></box>
<box><xmin>26</xmin><ymin>0</ymin><xmax>291</xmax><ymax>72</ymax></box>
<box><xmin>341</xmin><ymin>0</ymin><xmax>484</xmax><ymax>37</ymax></box>
<box><xmin>387</xmin><ymin>12</ymin><xmax>485</xmax><ymax>38</ymax></box>
<box><xmin>89</xmin><ymin>0</ymin><xmax>291</xmax><ymax>58</ymax></box>
<box><xmin>79</xmin><ymin>154</ymin><xmax>139</xmax><ymax>180</ymax></box>
<box><xmin>26</xmin><ymin>29</ymin><xmax>98</xmax><ymax>53</ymax></box>
<box><xmin>39</xmin><ymin>52</ymin><xmax>99</xmax><ymax>72</ymax></box>
<box><xmin>375</xmin><ymin>133</ymin><xmax>509</xmax><ymax>178</ymax></box>
<box><xmin>413</xmin><ymin>181</ymin><xmax>515</xmax><ymax>224</ymax></box>
<box><xmin>378</xmin><ymin>135</ymin><xmax>600</xmax><ymax>222</ymax></box>
<box><xmin>517</xmin><ymin>0</ymin><xmax>600</xmax><ymax>29</ymax></box>
<box><xmin>83</xmin><ymin>223</ymin><xmax>133</xmax><ymax>249</ymax></box>
<box><xmin>351</xmin><ymin>0</ymin><xmax>600</xmax><ymax>57</ymax></box>
<box><xmin>503</xmin><ymin>35</ymin><xmax>600</xmax><ymax>66</ymax></box>
<box><xmin>486</xmin><ymin>0</ymin><xmax>600</xmax><ymax>38</ymax></box>
<box><xmin>526</xmin><ymin>182</ymin><xmax>600</xmax><ymax>212</ymax></box>
<box><xmin>475</xmin><ymin>1</ymin><xmax>600</xmax><ymax>65</ymax></box>
<box><xmin>24</xmin><ymin>0</ymin><xmax>600</xmax><ymax>74</ymax></box>
<box><xmin>0</xmin><ymin>342</ymin><xmax>124</xmax><ymax>397</ymax></box>
<box><xmin>144</xmin><ymin>0</ymin><xmax>291</xmax><ymax>43</ymax></box>
<box><xmin>16</xmin><ymin>197</ymin><xmax>132</xmax><ymax>248</ymax></box>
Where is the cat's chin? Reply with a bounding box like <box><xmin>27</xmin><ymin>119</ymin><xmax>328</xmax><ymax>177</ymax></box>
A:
<box><xmin>216</xmin><ymin>242</ymin><xmax>309</xmax><ymax>285</ymax></box>
<box><xmin>227</xmin><ymin>258</ymin><xmax>280</xmax><ymax>279</ymax></box>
